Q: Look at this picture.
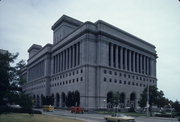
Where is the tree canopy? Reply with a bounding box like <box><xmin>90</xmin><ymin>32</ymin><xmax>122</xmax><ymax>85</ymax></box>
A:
<box><xmin>138</xmin><ymin>85</ymin><xmax>170</xmax><ymax>108</ymax></box>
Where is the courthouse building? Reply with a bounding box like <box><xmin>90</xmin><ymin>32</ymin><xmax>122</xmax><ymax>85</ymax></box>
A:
<box><xmin>22</xmin><ymin>15</ymin><xmax>157</xmax><ymax>109</ymax></box>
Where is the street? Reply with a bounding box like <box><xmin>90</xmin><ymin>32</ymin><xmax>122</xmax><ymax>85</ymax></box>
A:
<box><xmin>37</xmin><ymin>109</ymin><xmax>179</xmax><ymax>122</ymax></box>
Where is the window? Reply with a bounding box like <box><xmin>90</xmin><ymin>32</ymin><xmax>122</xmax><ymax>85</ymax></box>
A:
<box><xmin>124</xmin><ymin>74</ymin><xmax>126</xmax><ymax>78</ymax></box>
<box><xmin>119</xmin><ymin>73</ymin><xmax>122</xmax><ymax>76</ymax></box>
<box><xmin>81</xmin><ymin>69</ymin><xmax>83</xmax><ymax>73</ymax></box>
<box><xmin>76</xmin><ymin>78</ymin><xmax>79</xmax><ymax>82</ymax></box>
<box><xmin>136</xmin><ymin>76</ymin><xmax>138</xmax><ymax>80</ymax></box>
<box><xmin>104</xmin><ymin>77</ymin><xmax>106</xmax><ymax>82</ymax></box>
<box><xmin>73</xmin><ymin>79</ymin><xmax>75</xmax><ymax>83</ymax></box>
<box><xmin>80</xmin><ymin>77</ymin><xmax>83</xmax><ymax>81</ymax></box>
<box><xmin>104</xmin><ymin>70</ymin><xmax>107</xmax><ymax>74</ymax></box>
<box><xmin>76</xmin><ymin>70</ymin><xmax>79</xmax><ymax>74</ymax></box>
<box><xmin>109</xmin><ymin>71</ymin><xmax>112</xmax><ymax>75</ymax></box>
<box><xmin>73</xmin><ymin>71</ymin><xmax>75</xmax><ymax>75</ymax></box>
<box><xmin>128</xmin><ymin>82</ymin><xmax>130</xmax><ymax>85</ymax></box>
<box><xmin>132</xmin><ymin>82</ymin><xmax>134</xmax><ymax>86</ymax></box>
<box><xmin>114</xmin><ymin>72</ymin><xmax>117</xmax><ymax>75</ymax></box>
<box><xmin>109</xmin><ymin>78</ymin><xmax>112</xmax><ymax>82</ymax></box>
<box><xmin>69</xmin><ymin>80</ymin><xmax>71</xmax><ymax>83</ymax></box>
<box><xmin>124</xmin><ymin>81</ymin><xmax>126</xmax><ymax>84</ymax></box>
<box><xmin>128</xmin><ymin>75</ymin><xmax>130</xmax><ymax>78</ymax></box>
<box><xmin>114</xmin><ymin>79</ymin><xmax>117</xmax><ymax>83</ymax></box>
<box><xmin>119</xmin><ymin>80</ymin><xmax>122</xmax><ymax>84</ymax></box>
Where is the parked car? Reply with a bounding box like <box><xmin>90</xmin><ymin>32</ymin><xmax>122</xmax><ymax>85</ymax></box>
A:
<box><xmin>43</xmin><ymin>105</ymin><xmax>54</xmax><ymax>112</ymax></box>
<box><xmin>104</xmin><ymin>113</ymin><xmax>135</xmax><ymax>122</ymax></box>
<box><xmin>71</xmin><ymin>107</ymin><xmax>84</xmax><ymax>113</ymax></box>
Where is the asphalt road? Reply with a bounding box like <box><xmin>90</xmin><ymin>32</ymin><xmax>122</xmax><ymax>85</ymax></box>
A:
<box><xmin>37</xmin><ymin>109</ymin><xmax>179</xmax><ymax>122</ymax></box>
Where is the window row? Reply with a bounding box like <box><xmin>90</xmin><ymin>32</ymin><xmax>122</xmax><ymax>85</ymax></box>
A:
<box><xmin>50</xmin><ymin>77</ymin><xmax>83</xmax><ymax>87</ymax></box>
<box><xmin>108</xmin><ymin>43</ymin><xmax>152</xmax><ymax>75</ymax></box>
<box><xmin>103</xmin><ymin>69</ymin><xmax>155</xmax><ymax>82</ymax></box>
<box><xmin>103</xmin><ymin>77</ymin><xmax>148</xmax><ymax>87</ymax></box>
<box><xmin>51</xmin><ymin>69</ymin><xmax>83</xmax><ymax>81</ymax></box>
<box><xmin>25</xmin><ymin>84</ymin><xmax>46</xmax><ymax>91</ymax></box>
<box><xmin>53</xmin><ymin>42</ymin><xmax>80</xmax><ymax>74</ymax></box>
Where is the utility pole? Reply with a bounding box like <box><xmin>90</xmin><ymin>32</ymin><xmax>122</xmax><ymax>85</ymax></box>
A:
<box><xmin>146</xmin><ymin>84</ymin><xmax>149</xmax><ymax>117</ymax></box>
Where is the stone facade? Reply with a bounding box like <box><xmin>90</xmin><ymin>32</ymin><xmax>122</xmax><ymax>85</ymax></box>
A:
<box><xmin>22</xmin><ymin>15</ymin><xmax>157</xmax><ymax>109</ymax></box>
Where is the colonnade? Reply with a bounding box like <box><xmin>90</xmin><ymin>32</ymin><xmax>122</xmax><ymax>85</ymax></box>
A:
<box><xmin>53</xmin><ymin>42</ymin><xmax>80</xmax><ymax>74</ymax></box>
<box><xmin>108</xmin><ymin>43</ymin><xmax>155</xmax><ymax>76</ymax></box>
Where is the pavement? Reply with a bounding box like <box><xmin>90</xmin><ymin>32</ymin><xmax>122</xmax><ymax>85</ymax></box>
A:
<box><xmin>36</xmin><ymin>109</ymin><xmax>179</xmax><ymax>122</ymax></box>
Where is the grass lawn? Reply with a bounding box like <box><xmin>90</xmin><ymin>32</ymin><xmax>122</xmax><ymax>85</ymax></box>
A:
<box><xmin>0</xmin><ymin>113</ymin><xmax>83</xmax><ymax>122</ymax></box>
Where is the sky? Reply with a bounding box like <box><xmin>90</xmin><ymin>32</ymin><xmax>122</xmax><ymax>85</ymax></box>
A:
<box><xmin>0</xmin><ymin>0</ymin><xmax>180</xmax><ymax>101</ymax></box>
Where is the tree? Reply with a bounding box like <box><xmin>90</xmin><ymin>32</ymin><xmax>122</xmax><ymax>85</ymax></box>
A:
<box><xmin>138</xmin><ymin>85</ymin><xmax>169</xmax><ymax>108</ymax></box>
<box><xmin>0</xmin><ymin>51</ymin><xmax>33</xmax><ymax>113</ymax></box>
<box><xmin>0</xmin><ymin>51</ymin><xmax>18</xmax><ymax>106</ymax></box>
<box><xmin>172</xmin><ymin>101</ymin><xmax>180</xmax><ymax>112</ymax></box>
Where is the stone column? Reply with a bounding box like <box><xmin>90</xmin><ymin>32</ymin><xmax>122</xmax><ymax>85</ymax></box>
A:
<box><xmin>116</xmin><ymin>45</ymin><xmax>118</xmax><ymax>68</ymax></box>
<box><xmin>149</xmin><ymin>58</ymin><xmax>151</xmax><ymax>76</ymax></box>
<box><xmin>140</xmin><ymin>54</ymin><xmax>142</xmax><ymax>74</ymax></box>
<box><xmin>137</xmin><ymin>53</ymin><xmax>139</xmax><ymax>73</ymax></box>
<box><xmin>73</xmin><ymin>45</ymin><xmax>75</xmax><ymax>67</ymax></box>
<box><xmin>68</xmin><ymin>48</ymin><xmax>70</xmax><ymax>69</ymax></box>
<box><xmin>133</xmin><ymin>52</ymin><xmax>135</xmax><ymax>72</ymax></box>
<box><xmin>129</xmin><ymin>50</ymin><xmax>131</xmax><ymax>71</ymax></box>
<box><xmin>70</xmin><ymin>46</ymin><xmax>73</xmax><ymax>68</ymax></box>
<box><xmin>120</xmin><ymin>47</ymin><xmax>123</xmax><ymax>69</ymax></box>
<box><xmin>62</xmin><ymin>51</ymin><xmax>65</xmax><ymax>71</ymax></box>
<box><xmin>60</xmin><ymin>52</ymin><xmax>62</xmax><ymax>72</ymax></box>
<box><xmin>76</xmin><ymin>43</ymin><xmax>79</xmax><ymax>67</ymax></box>
<box><xmin>144</xmin><ymin>56</ymin><xmax>146</xmax><ymax>75</ymax></box>
<box><xmin>66</xmin><ymin>49</ymin><xmax>68</xmax><ymax>70</ymax></box>
<box><xmin>124</xmin><ymin>48</ymin><xmax>127</xmax><ymax>70</ymax></box>
<box><xmin>111</xmin><ymin>44</ymin><xmax>113</xmax><ymax>67</ymax></box>
<box><xmin>118</xmin><ymin>47</ymin><xmax>120</xmax><ymax>69</ymax></box>
<box><xmin>54</xmin><ymin>55</ymin><xmax>57</xmax><ymax>74</ymax></box>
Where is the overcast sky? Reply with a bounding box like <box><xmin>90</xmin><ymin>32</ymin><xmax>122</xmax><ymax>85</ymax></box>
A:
<box><xmin>0</xmin><ymin>0</ymin><xmax>180</xmax><ymax>101</ymax></box>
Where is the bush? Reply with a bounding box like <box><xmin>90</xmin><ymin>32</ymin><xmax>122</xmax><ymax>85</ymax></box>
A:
<box><xmin>0</xmin><ymin>106</ymin><xmax>41</xmax><ymax>114</ymax></box>
<box><xmin>155</xmin><ymin>112</ymin><xmax>175</xmax><ymax>118</ymax></box>
<box><xmin>175</xmin><ymin>112</ymin><xmax>180</xmax><ymax>116</ymax></box>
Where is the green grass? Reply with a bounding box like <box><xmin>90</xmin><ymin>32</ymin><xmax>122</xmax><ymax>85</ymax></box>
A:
<box><xmin>0</xmin><ymin>113</ymin><xmax>83</xmax><ymax>122</ymax></box>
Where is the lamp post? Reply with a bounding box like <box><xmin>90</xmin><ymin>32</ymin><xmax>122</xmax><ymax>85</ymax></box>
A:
<box><xmin>169</xmin><ymin>103</ymin><xmax>173</xmax><ymax>122</ymax></box>
<box><xmin>104</xmin><ymin>99</ymin><xmax>106</xmax><ymax>109</ymax></box>
<box><xmin>146</xmin><ymin>84</ymin><xmax>149</xmax><ymax>117</ymax></box>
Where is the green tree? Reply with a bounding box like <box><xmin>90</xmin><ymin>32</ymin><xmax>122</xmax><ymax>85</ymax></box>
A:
<box><xmin>139</xmin><ymin>85</ymin><xmax>169</xmax><ymax>108</ymax></box>
<box><xmin>0</xmin><ymin>51</ymin><xmax>18</xmax><ymax>106</ymax></box>
<box><xmin>0</xmin><ymin>51</ymin><xmax>33</xmax><ymax>113</ymax></box>
<box><xmin>172</xmin><ymin>101</ymin><xmax>180</xmax><ymax>112</ymax></box>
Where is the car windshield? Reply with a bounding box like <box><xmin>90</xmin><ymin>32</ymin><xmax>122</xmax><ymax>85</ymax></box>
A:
<box><xmin>112</xmin><ymin>113</ymin><xmax>127</xmax><ymax>117</ymax></box>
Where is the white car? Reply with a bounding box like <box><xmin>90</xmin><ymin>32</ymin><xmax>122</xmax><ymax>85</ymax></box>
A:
<box><xmin>104</xmin><ymin>113</ymin><xmax>135</xmax><ymax>122</ymax></box>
